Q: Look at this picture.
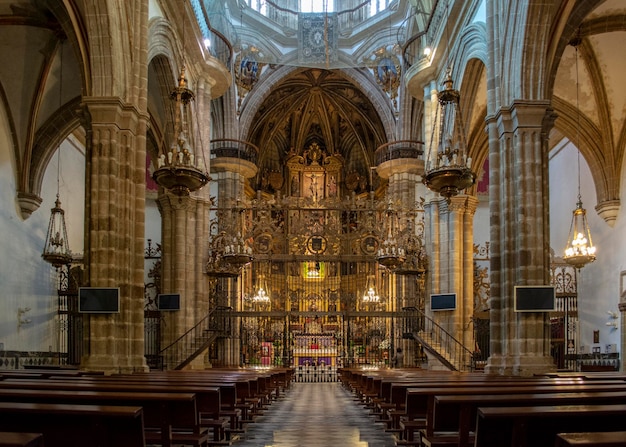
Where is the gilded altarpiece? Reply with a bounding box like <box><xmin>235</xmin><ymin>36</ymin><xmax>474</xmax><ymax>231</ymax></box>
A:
<box><xmin>211</xmin><ymin>142</ymin><xmax>427</xmax><ymax>368</ymax></box>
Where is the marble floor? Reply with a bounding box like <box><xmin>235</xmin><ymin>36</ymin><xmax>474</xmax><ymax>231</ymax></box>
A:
<box><xmin>236</xmin><ymin>382</ymin><xmax>398</xmax><ymax>447</ymax></box>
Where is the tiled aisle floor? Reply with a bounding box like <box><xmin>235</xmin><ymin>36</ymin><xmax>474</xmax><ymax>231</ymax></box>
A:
<box><xmin>236</xmin><ymin>382</ymin><xmax>398</xmax><ymax>447</ymax></box>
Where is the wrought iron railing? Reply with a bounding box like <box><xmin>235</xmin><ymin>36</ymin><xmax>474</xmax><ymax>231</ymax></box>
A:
<box><xmin>210</xmin><ymin>138</ymin><xmax>259</xmax><ymax>164</ymax></box>
<box><xmin>374</xmin><ymin>140</ymin><xmax>424</xmax><ymax>165</ymax></box>
<box><xmin>402</xmin><ymin>307</ymin><xmax>475</xmax><ymax>371</ymax></box>
<box><xmin>158</xmin><ymin>306</ymin><xmax>232</xmax><ymax>370</ymax></box>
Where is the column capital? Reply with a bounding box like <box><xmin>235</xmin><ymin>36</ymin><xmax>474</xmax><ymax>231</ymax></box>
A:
<box><xmin>495</xmin><ymin>99</ymin><xmax>552</xmax><ymax>137</ymax></box>
<box><xmin>81</xmin><ymin>96</ymin><xmax>148</xmax><ymax>127</ymax></box>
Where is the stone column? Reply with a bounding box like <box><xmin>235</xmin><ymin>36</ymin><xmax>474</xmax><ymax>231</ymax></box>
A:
<box><xmin>619</xmin><ymin>300</ymin><xmax>626</xmax><ymax>371</ymax></box>
<box><xmin>426</xmin><ymin>196</ymin><xmax>476</xmax><ymax>349</ymax></box>
<box><xmin>447</xmin><ymin>195</ymin><xmax>479</xmax><ymax>349</ymax></box>
<box><xmin>157</xmin><ymin>193</ymin><xmax>211</xmax><ymax>350</ymax></box>
<box><xmin>80</xmin><ymin>98</ymin><xmax>149</xmax><ymax>373</ymax></box>
<box><xmin>485</xmin><ymin>101</ymin><xmax>556</xmax><ymax>376</ymax></box>
<box><xmin>211</xmin><ymin>158</ymin><xmax>257</xmax><ymax>367</ymax></box>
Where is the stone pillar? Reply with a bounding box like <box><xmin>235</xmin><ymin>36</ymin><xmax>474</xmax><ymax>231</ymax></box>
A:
<box><xmin>619</xmin><ymin>300</ymin><xmax>626</xmax><ymax>372</ymax></box>
<box><xmin>211</xmin><ymin>158</ymin><xmax>257</xmax><ymax>367</ymax></box>
<box><xmin>485</xmin><ymin>101</ymin><xmax>557</xmax><ymax>376</ymax></box>
<box><xmin>425</xmin><ymin>196</ymin><xmax>476</xmax><ymax>349</ymax></box>
<box><xmin>447</xmin><ymin>195</ymin><xmax>479</xmax><ymax>349</ymax></box>
<box><xmin>157</xmin><ymin>194</ymin><xmax>211</xmax><ymax>349</ymax></box>
<box><xmin>80</xmin><ymin>98</ymin><xmax>149</xmax><ymax>373</ymax></box>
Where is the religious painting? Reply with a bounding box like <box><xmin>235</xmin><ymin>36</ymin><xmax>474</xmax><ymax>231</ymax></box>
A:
<box><xmin>290</xmin><ymin>173</ymin><xmax>300</xmax><ymax>196</ymax></box>
<box><xmin>326</xmin><ymin>173</ymin><xmax>338</xmax><ymax>197</ymax></box>
<box><xmin>303</xmin><ymin>172</ymin><xmax>324</xmax><ymax>201</ymax></box>
<box><xmin>234</xmin><ymin>47</ymin><xmax>265</xmax><ymax>111</ymax></box>
<box><xmin>238</xmin><ymin>55</ymin><xmax>259</xmax><ymax>89</ymax></box>
<box><xmin>373</xmin><ymin>51</ymin><xmax>401</xmax><ymax>107</ymax></box>
<box><xmin>376</xmin><ymin>57</ymin><xmax>399</xmax><ymax>89</ymax></box>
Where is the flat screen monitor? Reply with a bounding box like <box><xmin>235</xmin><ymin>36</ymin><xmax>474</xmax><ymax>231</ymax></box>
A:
<box><xmin>157</xmin><ymin>293</ymin><xmax>180</xmax><ymax>311</ymax></box>
<box><xmin>431</xmin><ymin>293</ymin><xmax>456</xmax><ymax>311</ymax></box>
<box><xmin>78</xmin><ymin>287</ymin><xmax>120</xmax><ymax>313</ymax></box>
<box><xmin>514</xmin><ymin>286</ymin><xmax>556</xmax><ymax>312</ymax></box>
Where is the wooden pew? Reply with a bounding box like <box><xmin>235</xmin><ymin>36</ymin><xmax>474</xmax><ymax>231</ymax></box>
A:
<box><xmin>402</xmin><ymin>380</ymin><xmax>626</xmax><ymax>445</ymax></box>
<box><xmin>0</xmin><ymin>432</ymin><xmax>44</xmax><ymax>447</ymax></box>
<box><xmin>0</xmin><ymin>379</ymin><xmax>215</xmax><ymax>446</ymax></box>
<box><xmin>0</xmin><ymin>402</ymin><xmax>145</xmax><ymax>447</ymax></box>
<box><xmin>475</xmin><ymin>404</ymin><xmax>626</xmax><ymax>447</ymax></box>
<box><xmin>555</xmin><ymin>431</ymin><xmax>626</xmax><ymax>446</ymax></box>
<box><xmin>430</xmin><ymin>390</ymin><xmax>626</xmax><ymax>447</ymax></box>
<box><xmin>0</xmin><ymin>388</ymin><xmax>202</xmax><ymax>447</ymax></box>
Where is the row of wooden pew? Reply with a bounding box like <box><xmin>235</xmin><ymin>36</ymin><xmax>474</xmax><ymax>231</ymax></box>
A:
<box><xmin>0</xmin><ymin>366</ymin><xmax>295</xmax><ymax>447</ymax></box>
<box><xmin>338</xmin><ymin>367</ymin><xmax>626</xmax><ymax>447</ymax></box>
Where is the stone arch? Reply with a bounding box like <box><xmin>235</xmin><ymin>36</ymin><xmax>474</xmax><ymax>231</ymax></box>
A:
<box><xmin>29</xmin><ymin>98</ymin><xmax>84</xmax><ymax>199</ymax></box>
<box><xmin>239</xmin><ymin>65</ymin><xmax>397</xmax><ymax>143</ymax></box>
<box><xmin>79</xmin><ymin>1</ymin><xmax>149</xmax><ymax>101</ymax></box>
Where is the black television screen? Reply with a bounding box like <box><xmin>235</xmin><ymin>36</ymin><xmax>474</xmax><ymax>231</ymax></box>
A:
<box><xmin>78</xmin><ymin>287</ymin><xmax>120</xmax><ymax>313</ymax></box>
<box><xmin>514</xmin><ymin>286</ymin><xmax>555</xmax><ymax>312</ymax></box>
<box><xmin>431</xmin><ymin>293</ymin><xmax>456</xmax><ymax>311</ymax></box>
<box><xmin>157</xmin><ymin>293</ymin><xmax>180</xmax><ymax>311</ymax></box>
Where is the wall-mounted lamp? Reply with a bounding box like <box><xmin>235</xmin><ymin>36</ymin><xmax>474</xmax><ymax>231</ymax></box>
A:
<box><xmin>606</xmin><ymin>310</ymin><xmax>619</xmax><ymax>330</ymax></box>
<box><xmin>423</xmin><ymin>46</ymin><xmax>432</xmax><ymax>58</ymax></box>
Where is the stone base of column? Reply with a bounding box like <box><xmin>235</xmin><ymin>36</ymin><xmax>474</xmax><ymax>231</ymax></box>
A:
<box><xmin>81</xmin><ymin>354</ymin><xmax>149</xmax><ymax>374</ymax></box>
<box><xmin>484</xmin><ymin>354</ymin><xmax>556</xmax><ymax>376</ymax></box>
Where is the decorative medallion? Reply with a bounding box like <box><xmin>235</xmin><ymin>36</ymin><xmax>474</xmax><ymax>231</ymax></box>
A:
<box><xmin>307</xmin><ymin>235</ymin><xmax>327</xmax><ymax>254</ymax></box>
<box><xmin>254</xmin><ymin>233</ymin><xmax>273</xmax><ymax>254</ymax></box>
<box><xmin>234</xmin><ymin>46</ymin><xmax>266</xmax><ymax>111</ymax></box>
<box><xmin>372</xmin><ymin>49</ymin><xmax>401</xmax><ymax>107</ymax></box>
<box><xmin>361</xmin><ymin>235</ymin><xmax>379</xmax><ymax>256</ymax></box>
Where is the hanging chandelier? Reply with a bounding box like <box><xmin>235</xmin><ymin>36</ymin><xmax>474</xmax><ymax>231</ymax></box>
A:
<box><xmin>423</xmin><ymin>69</ymin><xmax>475</xmax><ymax>199</ymax></box>
<box><xmin>42</xmin><ymin>43</ymin><xmax>71</xmax><ymax>269</ymax></box>
<box><xmin>376</xmin><ymin>203</ymin><xmax>406</xmax><ymax>269</ymax></box>
<box><xmin>252</xmin><ymin>275</ymin><xmax>270</xmax><ymax>303</ymax></box>
<box><xmin>563</xmin><ymin>39</ymin><xmax>596</xmax><ymax>270</ymax></box>
<box><xmin>423</xmin><ymin>1</ymin><xmax>475</xmax><ymax>199</ymax></box>
<box><xmin>222</xmin><ymin>231</ymin><xmax>254</xmax><ymax>267</ymax></box>
<box><xmin>42</xmin><ymin>196</ymin><xmax>72</xmax><ymax>268</ymax></box>
<box><xmin>563</xmin><ymin>199</ymin><xmax>596</xmax><ymax>269</ymax></box>
<box><xmin>152</xmin><ymin>66</ymin><xmax>209</xmax><ymax>196</ymax></box>
<box><xmin>362</xmin><ymin>275</ymin><xmax>380</xmax><ymax>303</ymax></box>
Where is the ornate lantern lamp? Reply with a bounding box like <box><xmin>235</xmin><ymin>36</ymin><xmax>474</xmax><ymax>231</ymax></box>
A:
<box><xmin>563</xmin><ymin>39</ymin><xmax>596</xmax><ymax>269</ymax></box>
<box><xmin>377</xmin><ymin>203</ymin><xmax>406</xmax><ymax>269</ymax></box>
<box><xmin>42</xmin><ymin>43</ymin><xmax>71</xmax><ymax>269</ymax></box>
<box><xmin>423</xmin><ymin>1</ymin><xmax>475</xmax><ymax>199</ymax></box>
<box><xmin>42</xmin><ymin>195</ymin><xmax>72</xmax><ymax>268</ymax></box>
<box><xmin>423</xmin><ymin>70</ymin><xmax>475</xmax><ymax>199</ymax></box>
<box><xmin>152</xmin><ymin>66</ymin><xmax>209</xmax><ymax>196</ymax></box>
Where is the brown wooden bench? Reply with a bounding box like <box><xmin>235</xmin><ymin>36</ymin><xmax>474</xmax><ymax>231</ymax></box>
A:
<box><xmin>403</xmin><ymin>381</ymin><xmax>626</xmax><ymax>446</ymax></box>
<box><xmin>0</xmin><ymin>379</ymin><xmax>216</xmax><ymax>446</ymax></box>
<box><xmin>475</xmin><ymin>404</ymin><xmax>626</xmax><ymax>447</ymax></box>
<box><xmin>0</xmin><ymin>402</ymin><xmax>145</xmax><ymax>447</ymax></box>
<box><xmin>555</xmin><ymin>431</ymin><xmax>626</xmax><ymax>446</ymax></box>
<box><xmin>0</xmin><ymin>432</ymin><xmax>44</xmax><ymax>447</ymax></box>
<box><xmin>429</xmin><ymin>390</ymin><xmax>626</xmax><ymax>447</ymax></box>
<box><xmin>0</xmin><ymin>387</ymin><xmax>204</xmax><ymax>447</ymax></box>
